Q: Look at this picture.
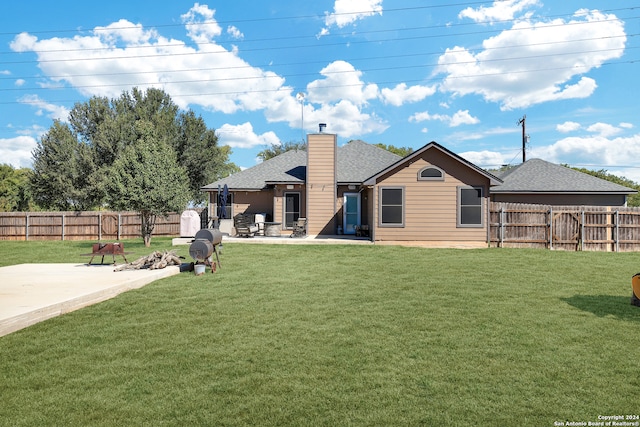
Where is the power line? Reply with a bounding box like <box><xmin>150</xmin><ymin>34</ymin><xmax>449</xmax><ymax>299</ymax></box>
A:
<box><xmin>2</xmin><ymin>14</ymin><xmax>636</xmax><ymax>64</ymax></box>
<box><xmin>0</xmin><ymin>1</ymin><xmax>602</xmax><ymax>37</ymax></box>
<box><xmin>1</xmin><ymin>57</ymin><xmax>636</xmax><ymax>107</ymax></box>
<box><xmin>0</xmin><ymin>44</ymin><xmax>635</xmax><ymax>95</ymax></box>
<box><xmin>2</xmin><ymin>3</ymin><xmax>637</xmax><ymax>39</ymax></box>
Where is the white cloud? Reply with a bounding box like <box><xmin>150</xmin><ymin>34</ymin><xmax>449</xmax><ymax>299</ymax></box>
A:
<box><xmin>450</xmin><ymin>110</ymin><xmax>480</xmax><ymax>127</ymax></box>
<box><xmin>18</xmin><ymin>95</ymin><xmax>69</xmax><ymax>121</ymax></box>
<box><xmin>409</xmin><ymin>109</ymin><xmax>479</xmax><ymax>127</ymax></box>
<box><xmin>557</xmin><ymin>121</ymin><xmax>581</xmax><ymax>133</ymax></box>
<box><xmin>307</xmin><ymin>60</ymin><xmax>378</xmax><ymax>106</ymax></box>
<box><xmin>9</xmin><ymin>4</ymin><xmax>289</xmax><ymax>116</ymax></box>
<box><xmin>15</xmin><ymin>79</ymin><xmax>25</xmax><ymax>87</ymax></box>
<box><xmin>0</xmin><ymin>136</ymin><xmax>38</xmax><ymax>168</ymax></box>
<box><xmin>181</xmin><ymin>3</ymin><xmax>222</xmax><ymax>44</ymax></box>
<box><xmin>459</xmin><ymin>0</ymin><xmax>540</xmax><ymax>23</ymax></box>
<box><xmin>586</xmin><ymin>122</ymin><xmax>622</xmax><ymax>138</ymax></box>
<box><xmin>227</xmin><ymin>25</ymin><xmax>244</xmax><ymax>39</ymax></box>
<box><xmin>216</xmin><ymin>122</ymin><xmax>280</xmax><ymax>149</ymax></box>
<box><xmin>437</xmin><ymin>9</ymin><xmax>626</xmax><ymax>110</ymax></box>
<box><xmin>320</xmin><ymin>0</ymin><xmax>383</xmax><ymax>35</ymax></box>
<box><xmin>380</xmin><ymin>83</ymin><xmax>436</xmax><ymax>106</ymax></box>
<box><xmin>303</xmin><ymin>100</ymin><xmax>388</xmax><ymax>138</ymax></box>
<box><xmin>529</xmin><ymin>132</ymin><xmax>640</xmax><ymax>182</ymax></box>
<box><xmin>460</xmin><ymin>150</ymin><xmax>509</xmax><ymax>168</ymax></box>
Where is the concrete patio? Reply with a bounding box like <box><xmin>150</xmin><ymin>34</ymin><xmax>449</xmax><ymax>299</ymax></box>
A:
<box><xmin>0</xmin><ymin>263</ymin><xmax>180</xmax><ymax>337</ymax></box>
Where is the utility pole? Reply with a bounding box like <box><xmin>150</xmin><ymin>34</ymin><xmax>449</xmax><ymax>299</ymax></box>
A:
<box><xmin>517</xmin><ymin>115</ymin><xmax>527</xmax><ymax>163</ymax></box>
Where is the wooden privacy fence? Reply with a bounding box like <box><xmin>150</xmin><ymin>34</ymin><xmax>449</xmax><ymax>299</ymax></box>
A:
<box><xmin>0</xmin><ymin>211</ymin><xmax>193</xmax><ymax>241</ymax></box>
<box><xmin>490</xmin><ymin>202</ymin><xmax>640</xmax><ymax>252</ymax></box>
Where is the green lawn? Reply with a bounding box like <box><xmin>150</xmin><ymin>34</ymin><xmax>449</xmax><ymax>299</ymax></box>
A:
<box><xmin>0</xmin><ymin>239</ymin><xmax>639</xmax><ymax>426</ymax></box>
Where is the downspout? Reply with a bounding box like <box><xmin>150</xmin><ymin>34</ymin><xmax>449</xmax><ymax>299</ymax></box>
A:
<box><xmin>370</xmin><ymin>185</ymin><xmax>376</xmax><ymax>242</ymax></box>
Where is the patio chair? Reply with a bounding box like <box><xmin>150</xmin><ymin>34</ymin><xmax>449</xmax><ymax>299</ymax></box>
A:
<box><xmin>290</xmin><ymin>217</ymin><xmax>307</xmax><ymax>238</ymax></box>
<box><xmin>233</xmin><ymin>213</ymin><xmax>258</xmax><ymax>237</ymax></box>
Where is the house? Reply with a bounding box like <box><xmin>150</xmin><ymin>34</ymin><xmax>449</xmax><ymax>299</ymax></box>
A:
<box><xmin>203</xmin><ymin>129</ymin><xmax>500</xmax><ymax>246</ymax></box>
<box><xmin>491</xmin><ymin>158</ymin><xmax>636</xmax><ymax>206</ymax></box>
<box><xmin>202</xmin><ymin>128</ymin><xmax>636</xmax><ymax>246</ymax></box>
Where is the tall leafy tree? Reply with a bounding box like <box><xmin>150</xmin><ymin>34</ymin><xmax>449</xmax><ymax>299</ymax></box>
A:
<box><xmin>373</xmin><ymin>143</ymin><xmax>413</xmax><ymax>157</ymax></box>
<box><xmin>257</xmin><ymin>140</ymin><xmax>306</xmax><ymax>161</ymax></box>
<box><xmin>106</xmin><ymin>121</ymin><xmax>190</xmax><ymax>247</ymax></box>
<box><xmin>30</xmin><ymin>121</ymin><xmax>97</xmax><ymax>210</ymax></box>
<box><xmin>0</xmin><ymin>164</ymin><xmax>34</xmax><ymax>211</ymax></box>
<box><xmin>31</xmin><ymin>87</ymin><xmax>238</xmax><ymax>211</ymax></box>
<box><xmin>175</xmin><ymin>110</ymin><xmax>240</xmax><ymax>204</ymax></box>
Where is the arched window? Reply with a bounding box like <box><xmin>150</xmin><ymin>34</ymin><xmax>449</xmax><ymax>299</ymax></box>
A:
<box><xmin>418</xmin><ymin>166</ymin><xmax>444</xmax><ymax>181</ymax></box>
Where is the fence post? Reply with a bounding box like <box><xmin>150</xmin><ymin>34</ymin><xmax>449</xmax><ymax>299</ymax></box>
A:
<box><xmin>117</xmin><ymin>213</ymin><xmax>121</xmax><ymax>240</ymax></box>
<box><xmin>98</xmin><ymin>213</ymin><xmax>102</xmax><ymax>241</ymax></box>
<box><xmin>500</xmin><ymin>207</ymin><xmax>505</xmax><ymax>248</ymax></box>
<box><xmin>615</xmin><ymin>210</ymin><xmax>619</xmax><ymax>252</ymax></box>
<box><xmin>25</xmin><ymin>212</ymin><xmax>29</xmax><ymax>241</ymax></box>
<box><xmin>61</xmin><ymin>213</ymin><xmax>65</xmax><ymax>241</ymax></box>
<box><xmin>548</xmin><ymin>208</ymin><xmax>553</xmax><ymax>250</ymax></box>
<box><xmin>581</xmin><ymin>210</ymin><xmax>585</xmax><ymax>251</ymax></box>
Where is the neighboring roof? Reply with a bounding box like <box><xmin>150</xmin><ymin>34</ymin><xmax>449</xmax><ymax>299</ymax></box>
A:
<box><xmin>364</xmin><ymin>141</ymin><xmax>502</xmax><ymax>186</ymax></box>
<box><xmin>202</xmin><ymin>140</ymin><xmax>401</xmax><ymax>191</ymax></box>
<box><xmin>202</xmin><ymin>149</ymin><xmax>306</xmax><ymax>191</ymax></box>
<box><xmin>491</xmin><ymin>158</ymin><xmax>637</xmax><ymax>194</ymax></box>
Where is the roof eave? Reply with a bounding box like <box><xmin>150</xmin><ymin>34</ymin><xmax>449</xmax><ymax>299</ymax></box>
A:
<box><xmin>491</xmin><ymin>190</ymin><xmax>637</xmax><ymax>195</ymax></box>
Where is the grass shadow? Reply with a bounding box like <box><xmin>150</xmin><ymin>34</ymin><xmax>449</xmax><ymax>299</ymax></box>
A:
<box><xmin>561</xmin><ymin>294</ymin><xmax>640</xmax><ymax>322</ymax></box>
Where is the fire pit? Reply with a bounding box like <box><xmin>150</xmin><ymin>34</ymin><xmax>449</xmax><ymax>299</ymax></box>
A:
<box><xmin>82</xmin><ymin>242</ymin><xmax>132</xmax><ymax>265</ymax></box>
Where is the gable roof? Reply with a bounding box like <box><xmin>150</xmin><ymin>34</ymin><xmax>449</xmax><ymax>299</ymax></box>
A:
<box><xmin>363</xmin><ymin>141</ymin><xmax>502</xmax><ymax>186</ymax></box>
<box><xmin>491</xmin><ymin>158</ymin><xmax>637</xmax><ymax>194</ymax></box>
<box><xmin>201</xmin><ymin>140</ymin><xmax>401</xmax><ymax>191</ymax></box>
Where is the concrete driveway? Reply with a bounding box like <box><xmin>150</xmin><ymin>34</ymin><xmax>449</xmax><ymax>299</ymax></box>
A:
<box><xmin>0</xmin><ymin>263</ymin><xmax>180</xmax><ymax>337</ymax></box>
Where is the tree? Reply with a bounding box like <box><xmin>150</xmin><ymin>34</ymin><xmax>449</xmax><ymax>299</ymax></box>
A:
<box><xmin>257</xmin><ymin>140</ymin><xmax>306</xmax><ymax>161</ymax></box>
<box><xmin>31</xmin><ymin>87</ymin><xmax>238</xmax><ymax>210</ymax></box>
<box><xmin>175</xmin><ymin>111</ymin><xmax>240</xmax><ymax>204</ymax></box>
<box><xmin>0</xmin><ymin>164</ymin><xmax>34</xmax><ymax>211</ymax></box>
<box><xmin>106</xmin><ymin>121</ymin><xmax>191</xmax><ymax>247</ymax></box>
<box><xmin>374</xmin><ymin>143</ymin><xmax>414</xmax><ymax>157</ymax></box>
<box><xmin>30</xmin><ymin>121</ymin><xmax>97</xmax><ymax>210</ymax></box>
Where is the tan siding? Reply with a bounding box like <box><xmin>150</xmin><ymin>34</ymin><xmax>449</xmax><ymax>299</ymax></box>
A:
<box><xmin>373</xmin><ymin>148</ymin><xmax>490</xmax><ymax>243</ymax></box>
<box><xmin>231</xmin><ymin>191</ymin><xmax>274</xmax><ymax>218</ymax></box>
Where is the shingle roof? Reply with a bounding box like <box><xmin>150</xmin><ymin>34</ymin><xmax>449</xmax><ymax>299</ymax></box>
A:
<box><xmin>492</xmin><ymin>158</ymin><xmax>636</xmax><ymax>194</ymax></box>
<box><xmin>337</xmin><ymin>140</ymin><xmax>402</xmax><ymax>183</ymax></box>
<box><xmin>201</xmin><ymin>149</ymin><xmax>306</xmax><ymax>191</ymax></box>
<box><xmin>201</xmin><ymin>140</ymin><xmax>401</xmax><ymax>191</ymax></box>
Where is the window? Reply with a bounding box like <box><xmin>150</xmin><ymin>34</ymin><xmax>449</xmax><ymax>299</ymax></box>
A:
<box><xmin>284</xmin><ymin>192</ymin><xmax>300</xmax><ymax>228</ymax></box>
<box><xmin>380</xmin><ymin>187</ymin><xmax>404</xmax><ymax>226</ymax></box>
<box><xmin>458</xmin><ymin>186</ymin><xmax>483</xmax><ymax>227</ymax></box>
<box><xmin>418</xmin><ymin>166</ymin><xmax>444</xmax><ymax>181</ymax></box>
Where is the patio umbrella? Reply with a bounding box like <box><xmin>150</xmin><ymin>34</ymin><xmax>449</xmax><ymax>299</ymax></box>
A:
<box><xmin>220</xmin><ymin>184</ymin><xmax>229</xmax><ymax>219</ymax></box>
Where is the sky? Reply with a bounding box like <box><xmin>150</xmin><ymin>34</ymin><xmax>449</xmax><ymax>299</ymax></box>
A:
<box><xmin>1</xmin><ymin>1</ymin><xmax>639</xmax><ymax>182</ymax></box>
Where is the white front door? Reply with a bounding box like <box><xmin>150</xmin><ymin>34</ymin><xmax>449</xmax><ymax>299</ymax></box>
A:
<box><xmin>343</xmin><ymin>193</ymin><xmax>361</xmax><ymax>235</ymax></box>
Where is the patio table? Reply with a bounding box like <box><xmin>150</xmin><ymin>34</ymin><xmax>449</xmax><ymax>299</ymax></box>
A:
<box><xmin>264</xmin><ymin>222</ymin><xmax>282</xmax><ymax>237</ymax></box>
